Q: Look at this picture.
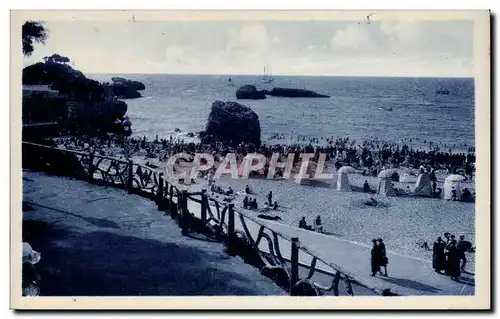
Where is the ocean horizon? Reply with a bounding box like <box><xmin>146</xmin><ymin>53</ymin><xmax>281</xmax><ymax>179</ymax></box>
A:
<box><xmin>88</xmin><ymin>73</ymin><xmax>475</xmax><ymax>153</ymax></box>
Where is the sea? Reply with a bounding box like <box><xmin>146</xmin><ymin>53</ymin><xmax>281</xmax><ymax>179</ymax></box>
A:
<box><xmin>90</xmin><ymin>74</ymin><xmax>475</xmax><ymax>153</ymax></box>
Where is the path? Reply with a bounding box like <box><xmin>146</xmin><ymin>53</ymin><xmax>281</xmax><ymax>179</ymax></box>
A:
<box><xmin>185</xmin><ymin>195</ymin><xmax>475</xmax><ymax>296</ymax></box>
<box><xmin>22</xmin><ymin>171</ymin><xmax>285</xmax><ymax>296</ymax></box>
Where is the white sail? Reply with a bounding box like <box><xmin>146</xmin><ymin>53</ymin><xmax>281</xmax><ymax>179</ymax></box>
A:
<box><xmin>261</xmin><ymin>62</ymin><xmax>274</xmax><ymax>83</ymax></box>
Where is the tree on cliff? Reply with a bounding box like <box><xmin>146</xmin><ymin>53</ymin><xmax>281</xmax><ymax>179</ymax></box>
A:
<box><xmin>22</xmin><ymin>21</ymin><xmax>48</xmax><ymax>56</ymax></box>
<box><xmin>43</xmin><ymin>54</ymin><xmax>70</xmax><ymax>64</ymax></box>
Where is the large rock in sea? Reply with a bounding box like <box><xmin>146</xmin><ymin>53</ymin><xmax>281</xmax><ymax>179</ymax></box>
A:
<box><xmin>267</xmin><ymin>87</ymin><xmax>329</xmax><ymax>98</ymax></box>
<box><xmin>202</xmin><ymin>100</ymin><xmax>261</xmax><ymax>146</ymax></box>
<box><xmin>111</xmin><ymin>77</ymin><xmax>146</xmax><ymax>91</ymax></box>
<box><xmin>23</xmin><ymin>62</ymin><xmax>86</xmax><ymax>85</ymax></box>
<box><xmin>236</xmin><ymin>85</ymin><xmax>267</xmax><ymax>100</ymax></box>
<box><xmin>22</xmin><ymin>60</ymin><xmax>133</xmax><ymax>136</ymax></box>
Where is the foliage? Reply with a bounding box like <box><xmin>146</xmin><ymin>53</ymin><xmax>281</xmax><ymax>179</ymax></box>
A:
<box><xmin>22</xmin><ymin>21</ymin><xmax>48</xmax><ymax>56</ymax></box>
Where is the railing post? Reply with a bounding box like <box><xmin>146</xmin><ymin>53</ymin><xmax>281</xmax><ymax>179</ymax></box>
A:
<box><xmin>168</xmin><ymin>185</ymin><xmax>174</xmax><ymax>215</ymax></box>
<box><xmin>227</xmin><ymin>203</ymin><xmax>235</xmax><ymax>255</ymax></box>
<box><xmin>157</xmin><ymin>173</ymin><xmax>164</xmax><ymax>210</ymax></box>
<box><xmin>127</xmin><ymin>160</ymin><xmax>133</xmax><ymax>194</ymax></box>
<box><xmin>181</xmin><ymin>190</ymin><xmax>189</xmax><ymax>236</ymax></box>
<box><xmin>88</xmin><ymin>152</ymin><xmax>94</xmax><ymax>183</ymax></box>
<box><xmin>332</xmin><ymin>272</ymin><xmax>341</xmax><ymax>296</ymax></box>
<box><xmin>290</xmin><ymin>237</ymin><xmax>299</xmax><ymax>294</ymax></box>
<box><xmin>201</xmin><ymin>189</ymin><xmax>207</xmax><ymax>222</ymax></box>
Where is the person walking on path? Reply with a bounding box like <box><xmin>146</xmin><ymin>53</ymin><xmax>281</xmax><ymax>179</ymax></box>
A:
<box><xmin>446</xmin><ymin>239</ymin><xmax>461</xmax><ymax>281</ymax></box>
<box><xmin>432</xmin><ymin>236</ymin><xmax>447</xmax><ymax>274</ymax></box>
<box><xmin>370</xmin><ymin>239</ymin><xmax>380</xmax><ymax>276</ymax></box>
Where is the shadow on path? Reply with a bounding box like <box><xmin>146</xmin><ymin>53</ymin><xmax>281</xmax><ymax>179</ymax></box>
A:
<box><xmin>24</xmin><ymin>201</ymin><xmax>120</xmax><ymax>229</ymax></box>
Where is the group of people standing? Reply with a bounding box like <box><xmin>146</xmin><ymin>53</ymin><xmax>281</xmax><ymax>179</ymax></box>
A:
<box><xmin>432</xmin><ymin>233</ymin><xmax>472</xmax><ymax>281</ymax></box>
<box><xmin>243</xmin><ymin>189</ymin><xmax>278</xmax><ymax>211</ymax></box>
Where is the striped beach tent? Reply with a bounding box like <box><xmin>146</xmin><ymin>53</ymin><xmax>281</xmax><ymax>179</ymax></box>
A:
<box><xmin>336</xmin><ymin>166</ymin><xmax>355</xmax><ymax>191</ymax></box>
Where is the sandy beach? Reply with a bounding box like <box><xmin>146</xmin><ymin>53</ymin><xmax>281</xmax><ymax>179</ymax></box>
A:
<box><xmin>90</xmin><ymin>142</ymin><xmax>474</xmax><ymax>274</ymax></box>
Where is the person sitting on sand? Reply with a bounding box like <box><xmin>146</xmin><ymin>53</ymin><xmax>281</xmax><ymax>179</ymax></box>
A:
<box><xmin>405</xmin><ymin>186</ymin><xmax>411</xmax><ymax>194</ymax></box>
<box><xmin>227</xmin><ymin>187</ymin><xmax>234</xmax><ymax>196</ymax></box>
<box><xmin>252</xmin><ymin>198</ymin><xmax>258</xmax><ymax>210</ymax></box>
<box><xmin>450</xmin><ymin>187</ymin><xmax>458</xmax><ymax>201</ymax></box>
<box><xmin>363</xmin><ymin>180</ymin><xmax>371</xmax><ymax>193</ymax></box>
<box><xmin>433</xmin><ymin>237</ymin><xmax>447</xmax><ymax>274</ymax></box>
<box><xmin>243</xmin><ymin>196</ymin><xmax>249</xmax><ymax>209</ymax></box>
<box><xmin>273</xmin><ymin>201</ymin><xmax>278</xmax><ymax>210</ymax></box>
<box><xmin>364</xmin><ymin>198</ymin><xmax>378</xmax><ymax>207</ymax></box>
<box><xmin>299</xmin><ymin>217</ymin><xmax>308</xmax><ymax>229</ymax></box>
<box><xmin>245</xmin><ymin>185</ymin><xmax>250</xmax><ymax>194</ymax></box>
<box><xmin>314</xmin><ymin>215</ymin><xmax>323</xmax><ymax>233</ymax></box>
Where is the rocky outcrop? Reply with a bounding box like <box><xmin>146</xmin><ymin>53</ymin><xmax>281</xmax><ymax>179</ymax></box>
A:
<box><xmin>111</xmin><ymin>77</ymin><xmax>145</xmax><ymax>91</ymax></box>
<box><xmin>267</xmin><ymin>87</ymin><xmax>330</xmax><ymax>98</ymax></box>
<box><xmin>200</xmin><ymin>100</ymin><xmax>261</xmax><ymax>146</ymax></box>
<box><xmin>23</xmin><ymin>85</ymin><xmax>130</xmax><ymax>136</ymax></box>
<box><xmin>23</xmin><ymin>62</ymin><xmax>86</xmax><ymax>85</ymax></box>
<box><xmin>236</xmin><ymin>85</ymin><xmax>267</xmax><ymax>100</ymax></box>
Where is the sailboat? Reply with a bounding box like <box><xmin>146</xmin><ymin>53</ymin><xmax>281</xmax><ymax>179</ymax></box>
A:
<box><xmin>261</xmin><ymin>63</ymin><xmax>274</xmax><ymax>84</ymax></box>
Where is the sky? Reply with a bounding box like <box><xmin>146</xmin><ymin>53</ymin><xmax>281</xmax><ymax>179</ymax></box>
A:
<box><xmin>23</xmin><ymin>19</ymin><xmax>474</xmax><ymax>77</ymax></box>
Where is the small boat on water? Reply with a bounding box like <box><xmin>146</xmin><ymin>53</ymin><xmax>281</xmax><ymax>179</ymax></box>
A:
<box><xmin>435</xmin><ymin>88</ymin><xmax>450</xmax><ymax>95</ymax></box>
<box><xmin>378</xmin><ymin>106</ymin><xmax>393</xmax><ymax>111</ymax></box>
<box><xmin>228</xmin><ymin>77</ymin><xmax>235</xmax><ymax>86</ymax></box>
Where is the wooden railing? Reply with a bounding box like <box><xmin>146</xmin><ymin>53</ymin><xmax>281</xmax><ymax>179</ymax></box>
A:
<box><xmin>21</xmin><ymin>142</ymin><xmax>390</xmax><ymax>296</ymax></box>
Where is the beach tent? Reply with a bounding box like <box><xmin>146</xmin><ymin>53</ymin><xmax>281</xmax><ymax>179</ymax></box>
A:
<box><xmin>295</xmin><ymin>161</ymin><xmax>317</xmax><ymax>185</ymax></box>
<box><xmin>238</xmin><ymin>154</ymin><xmax>267</xmax><ymax>178</ymax></box>
<box><xmin>377</xmin><ymin>169</ymin><xmax>396</xmax><ymax>196</ymax></box>
<box><xmin>413</xmin><ymin>173</ymin><xmax>433</xmax><ymax>197</ymax></box>
<box><xmin>336</xmin><ymin>166</ymin><xmax>355</xmax><ymax>191</ymax></box>
<box><xmin>443</xmin><ymin>174</ymin><xmax>465</xmax><ymax>200</ymax></box>
<box><xmin>400</xmin><ymin>172</ymin><xmax>417</xmax><ymax>183</ymax></box>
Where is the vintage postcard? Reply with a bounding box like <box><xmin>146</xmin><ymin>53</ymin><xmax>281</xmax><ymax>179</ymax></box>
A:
<box><xmin>10</xmin><ymin>10</ymin><xmax>490</xmax><ymax>310</ymax></box>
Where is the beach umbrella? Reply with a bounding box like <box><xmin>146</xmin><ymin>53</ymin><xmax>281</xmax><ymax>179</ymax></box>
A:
<box><xmin>445</xmin><ymin>174</ymin><xmax>466</xmax><ymax>182</ymax></box>
<box><xmin>378</xmin><ymin>169</ymin><xmax>395</xmax><ymax>179</ymax></box>
<box><xmin>22</xmin><ymin>242</ymin><xmax>41</xmax><ymax>264</ymax></box>
<box><xmin>338</xmin><ymin>166</ymin><xmax>356</xmax><ymax>174</ymax></box>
